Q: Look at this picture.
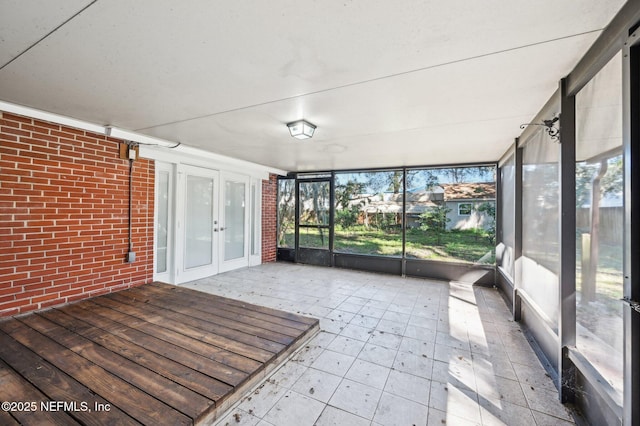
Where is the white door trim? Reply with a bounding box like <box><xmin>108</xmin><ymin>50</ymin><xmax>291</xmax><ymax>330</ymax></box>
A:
<box><xmin>175</xmin><ymin>164</ymin><xmax>220</xmax><ymax>283</ymax></box>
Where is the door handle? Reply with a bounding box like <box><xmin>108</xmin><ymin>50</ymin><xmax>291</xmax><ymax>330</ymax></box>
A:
<box><xmin>214</xmin><ymin>228</ymin><xmax>218</xmax><ymax>232</ymax></box>
<box><xmin>219</xmin><ymin>227</ymin><xmax>225</xmax><ymax>231</ymax></box>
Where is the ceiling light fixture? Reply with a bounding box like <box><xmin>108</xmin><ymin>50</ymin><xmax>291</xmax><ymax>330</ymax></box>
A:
<box><xmin>287</xmin><ymin>120</ymin><xmax>316</xmax><ymax>140</ymax></box>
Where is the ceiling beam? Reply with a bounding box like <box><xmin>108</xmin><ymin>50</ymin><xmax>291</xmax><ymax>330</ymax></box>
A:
<box><xmin>566</xmin><ymin>0</ymin><xmax>640</xmax><ymax>95</ymax></box>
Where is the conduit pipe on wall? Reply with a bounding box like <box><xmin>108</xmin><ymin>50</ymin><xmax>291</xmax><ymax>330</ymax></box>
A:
<box><xmin>126</xmin><ymin>145</ymin><xmax>136</xmax><ymax>263</ymax></box>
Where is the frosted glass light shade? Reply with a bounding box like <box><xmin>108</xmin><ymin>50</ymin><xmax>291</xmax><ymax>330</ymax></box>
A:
<box><xmin>287</xmin><ymin>120</ymin><xmax>316</xmax><ymax>139</ymax></box>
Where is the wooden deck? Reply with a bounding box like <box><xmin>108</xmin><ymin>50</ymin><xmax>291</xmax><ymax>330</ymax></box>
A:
<box><xmin>0</xmin><ymin>282</ymin><xmax>319</xmax><ymax>425</ymax></box>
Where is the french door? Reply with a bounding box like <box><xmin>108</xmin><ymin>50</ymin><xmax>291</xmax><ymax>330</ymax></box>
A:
<box><xmin>219</xmin><ymin>172</ymin><xmax>249</xmax><ymax>272</ymax></box>
<box><xmin>155</xmin><ymin>163</ymin><xmax>254</xmax><ymax>283</ymax></box>
<box><xmin>176</xmin><ymin>165</ymin><xmax>219</xmax><ymax>283</ymax></box>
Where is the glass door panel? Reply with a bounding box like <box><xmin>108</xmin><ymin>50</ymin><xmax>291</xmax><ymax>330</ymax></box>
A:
<box><xmin>224</xmin><ymin>180</ymin><xmax>245</xmax><ymax>261</ymax></box>
<box><xmin>277</xmin><ymin>178</ymin><xmax>296</xmax><ymax>248</ymax></box>
<box><xmin>178</xmin><ymin>165</ymin><xmax>218</xmax><ymax>283</ymax></box>
<box><xmin>154</xmin><ymin>162</ymin><xmax>174</xmax><ymax>283</ymax></box>
<box><xmin>250</xmin><ymin>183</ymin><xmax>257</xmax><ymax>256</ymax></box>
<box><xmin>185</xmin><ymin>175</ymin><xmax>214</xmax><ymax>268</ymax></box>
<box><xmin>296</xmin><ymin>179</ymin><xmax>332</xmax><ymax>266</ymax></box>
<box><xmin>298</xmin><ymin>181</ymin><xmax>330</xmax><ymax>248</ymax></box>
<box><xmin>220</xmin><ymin>173</ymin><xmax>249</xmax><ymax>272</ymax></box>
<box><xmin>156</xmin><ymin>170</ymin><xmax>170</xmax><ymax>274</ymax></box>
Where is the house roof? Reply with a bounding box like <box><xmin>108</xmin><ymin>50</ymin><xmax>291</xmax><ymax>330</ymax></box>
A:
<box><xmin>362</xmin><ymin>200</ymin><xmax>437</xmax><ymax>215</ymax></box>
<box><xmin>356</xmin><ymin>183</ymin><xmax>493</xmax><ymax>214</ymax></box>
<box><xmin>441</xmin><ymin>183</ymin><xmax>496</xmax><ymax>200</ymax></box>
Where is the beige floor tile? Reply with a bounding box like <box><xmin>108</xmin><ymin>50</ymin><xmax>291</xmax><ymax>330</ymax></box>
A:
<box><xmin>479</xmin><ymin>399</ymin><xmax>537</xmax><ymax>426</ymax></box>
<box><xmin>427</xmin><ymin>407</ymin><xmax>481</xmax><ymax>426</ymax></box>
<box><xmin>522</xmin><ymin>384</ymin><xmax>574</xmax><ymax>422</ymax></box>
<box><xmin>314</xmin><ymin>406</ymin><xmax>370</xmax><ymax>426</ymax></box>
<box><xmin>429</xmin><ymin>380</ymin><xmax>481</xmax><ymax>423</ymax></box>
<box><xmin>326</xmin><ymin>334</ymin><xmax>367</xmax><ymax>357</ymax></box>
<box><xmin>263</xmin><ymin>390</ymin><xmax>325</xmax><ymax>426</ymax></box>
<box><xmin>198</xmin><ymin>264</ymin><xmax>574</xmax><ymax>426</ymax></box>
<box><xmin>357</xmin><ymin>342</ymin><xmax>398</xmax><ymax>368</ymax></box>
<box><xmin>310</xmin><ymin>349</ymin><xmax>356</xmax><ymax>377</ymax></box>
<box><xmin>393</xmin><ymin>350</ymin><xmax>434</xmax><ymax>379</ymax></box>
<box><xmin>384</xmin><ymin>369</ymin><xmax>431</xmax><ymax>405</ymax></box>
<box><xmin>373</xmin><ymin>392</ymin><xmax>429</xmax><ymax>426</ymax></box>
<box><xmin>328</xmin><ymin>379</ymin><xmax>383</xmax><ymax>420</ymax></box>
<box><xmin>345</xmin><ymin>359</ymin><xmax>391</xmax><ymax>390</ymax></box>
<box><xmin>291</xmin><ymin>367</ymin><xmax>342</xmax><ymax>403</ymax></box>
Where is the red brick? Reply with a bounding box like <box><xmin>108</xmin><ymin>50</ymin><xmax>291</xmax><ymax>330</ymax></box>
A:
<box><xmin>261</xmin><ymin>174</ymin><xmax>278</xmax><ymax>263</ymax></box>
<box><xmin>0</xmin><ymin>110</ymin><xmax>154</xmax><ymax>317</ymax></box>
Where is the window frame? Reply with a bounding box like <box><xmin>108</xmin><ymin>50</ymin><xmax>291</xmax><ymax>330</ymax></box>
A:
<box><xmin>458</xmin><ymin>202</ymin><xmax>473</xmax><ymax>216</ymax></box>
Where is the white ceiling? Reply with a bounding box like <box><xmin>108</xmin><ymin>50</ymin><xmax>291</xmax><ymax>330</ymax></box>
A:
<box><xmin>0</xmin><ymin>0</ymin><xmax>626</xmax><ymax>172</ymax></box>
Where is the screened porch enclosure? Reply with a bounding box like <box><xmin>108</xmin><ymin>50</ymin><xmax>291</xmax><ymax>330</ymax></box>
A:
<box><xmin>1</xmin><ymin>1</ymin><xmax>640</xmax><ymax>425</ymax></box>
<box><xmin>277</xmin><ymin>165</ymin><xmax>497</xmax><ymax>283</ymax></box>
<box><xmin>273</xmin><ymin>14</ymin><xmax>640</xmax><ymax>425</ymax></box>
<box><xmin>493</xmin><ymin>20</ymin><xmax>638</xmax><ymax>426</ymax></box>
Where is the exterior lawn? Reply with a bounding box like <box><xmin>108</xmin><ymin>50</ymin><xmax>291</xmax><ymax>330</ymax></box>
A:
<box><xmin>289</xmin><ymin>226</ymin><xmax>495</xmax><ymax>264</ymax></box>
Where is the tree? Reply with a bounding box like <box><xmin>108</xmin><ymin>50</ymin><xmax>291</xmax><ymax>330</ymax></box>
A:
<box><xmin>576</xmin><ymin>162</ymin><xmax>598</xmax><ymax>208</ymax></box>
<box><xmin>277</xmin><ymin>179</ymin><xmax>295</xmax><ymax>246</ymax></box>
<box><xmin>419</xmin><ymin>204</ymin><xmax>451</xmax><ymax>244</ymax></box>
<box><xmin>335</xmin><ymin>205</ymin><xmax>360</xmax><ymax>230</ymax></box>
<box><xmin>477</xmin><ymin>201</ymin><xmax>496</xmax><ymax>244</ymax></box>
<box><xmin>334</xmin><ymin>179</ymin><xmax>366</xmax><ymax>230</ymax></box>
<box><xmin>576</xmin><ymin>154</ymin><xmax>623</xmax><ymax>304</ymax></box>
<box><xmin>335</xmin><ymin>180</ymin><xmax>366</xmax><ymax>209</ymax></box>
<box><xmin>600</xmin><ymin>155</ymin><xmax>623</xmax><ymax>197</ymax></box>
<box><xmin>431</xmin><ymin>166</ymin><xmax>495</xmax><ymax>184</ymax></box>
<box><xmin>363</xmin><ymin>171</ymin><xmax>414</xmax><ymax>194</ymax></box>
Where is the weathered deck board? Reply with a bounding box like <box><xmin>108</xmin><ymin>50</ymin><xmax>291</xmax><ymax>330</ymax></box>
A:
<box><xmin>0</xmin><ymin>358</ymin><xmax>81</xmax><ymax>426</ymax></box>
<box><xmin>60</xmin><ymin>302</ymin><xmax>246</xmax><ymax>387</ymax></box>
<box><xmin>0</xmin><ymin>319</ymin><xmax>190</xmax><ymax>426</ymax></box>
<box><xmin>19</xmin><ymin>314</ymin><xmax>213</xmax><ymax>420</ymax></box>
<box><xmin>107</xmin><ymin>290</ymin><xmax>287</xmax><ymax>358</ymax></box>
<box><xmin>118</xmin><ymin>286</ymin><xmax>296</xmax><ymax>345</ymax></box>
<box><xmin>141</xmin><ymin>284</ymin><xmax>312</xmax><ymax>333</ymax></box>
<box><xmin>0</xmin><ymin>329</ymin><xmax>139</xmax><ymax>426</ymax></box>
<box><xmin>0</xmin><ymin>282</ymin><xmax>319</xmax><ymax>425</ymax></box>
<box><xmin>148</xmin><ymin>282</ymin><xmax>318</xmax><ymax>325</ymax></box>
<box><xmin>92</xmin><ymin>295</ymin><xmax>267</xmax><ymax>369</ymax></box>
<box><xmin>38</xmin><ymin>309</ymin><xmax>231</xmax><ymax>402</ymax></box>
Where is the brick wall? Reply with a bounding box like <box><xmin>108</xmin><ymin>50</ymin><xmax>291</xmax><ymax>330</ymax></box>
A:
<box><xmin>0</xmin><ymin>111</ymin><xmax>154</xmax><ymax>317</ymax></box>
<box><xmin>261</xmin><ymin>173</ymin><xmax>278</xmax><ymax>263</ymax></box>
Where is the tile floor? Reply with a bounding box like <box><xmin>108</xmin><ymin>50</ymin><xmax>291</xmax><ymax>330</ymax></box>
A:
<box><xmin>183</xmin><ymin>263</ymin><xmax>575</xmax><ymax>426</ymax></box>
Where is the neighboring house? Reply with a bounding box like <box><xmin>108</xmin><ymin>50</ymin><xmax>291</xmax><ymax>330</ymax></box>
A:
<box><xmin>353</xmin><ymin>190</ymin><xmax>443</xmax><ymax>228</ymax></box>
<box><xmin>342</xmin><ymin>183</ymin><xmax>495</xmax><ymax>231</ymax></box>
<box><xmin>441</xmin><ymin>183</ymin><xmax>496</xmax><ymax>231</ymax></box>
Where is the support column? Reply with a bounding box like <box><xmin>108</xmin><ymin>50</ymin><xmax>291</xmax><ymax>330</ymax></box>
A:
<box><xmin>513</xmin><ymin>140</ymin><xmax>523</xmax><ymax>321</ymax></box>
<box><xmin>559</xmin><ymin>77</ymin><xmax>577</xmax><ymax>403</ymax></box>
<box><xmin>623</xmin><ymin>39</ymin><xmax>640</xmax><ymax>426</ymax></box>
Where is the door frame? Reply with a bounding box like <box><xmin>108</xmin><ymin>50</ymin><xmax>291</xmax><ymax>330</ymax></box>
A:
<box><xmin>153</xmin><ymin>162</ymin><xmax>175</xmax><ymax>283</ymax></box>
<box><xmin>174</xmin><ymin>164</ymin><xmax>220</xmax><ymax>284</ymax></box>
<box><xmin>622</xmin><ymin>30</ymin><xmax>640</xmax><ymax>426</ymax></box>
<box><xmin>219</xmin><ymin>171</ymin><xmax>250</xmax><ymax>273</ymax></box>
<box><xmin>295</xmin><ymin>177</ymin><xmax>334</xmax><ymax>267</ymax></box>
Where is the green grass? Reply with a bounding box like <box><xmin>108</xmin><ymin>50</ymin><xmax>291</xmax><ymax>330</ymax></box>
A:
<box><xmin>405</xmin><ymin>229</ymin><xmax>495</xmax><ymax>264</ymax></box>
<box><xmin>281</xmin><ymin>226</ymin><xmax>495</xmax><ymax>264</ymax></box>
<box><xmin>576</xmin><ymin>239</ymin><xmax>623</xmax><ymax>297</ymax></box>
<box><xmin>334</xmin><ymin>228</ymin><xmax>403</xmax><ymax>256</ymax></box>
